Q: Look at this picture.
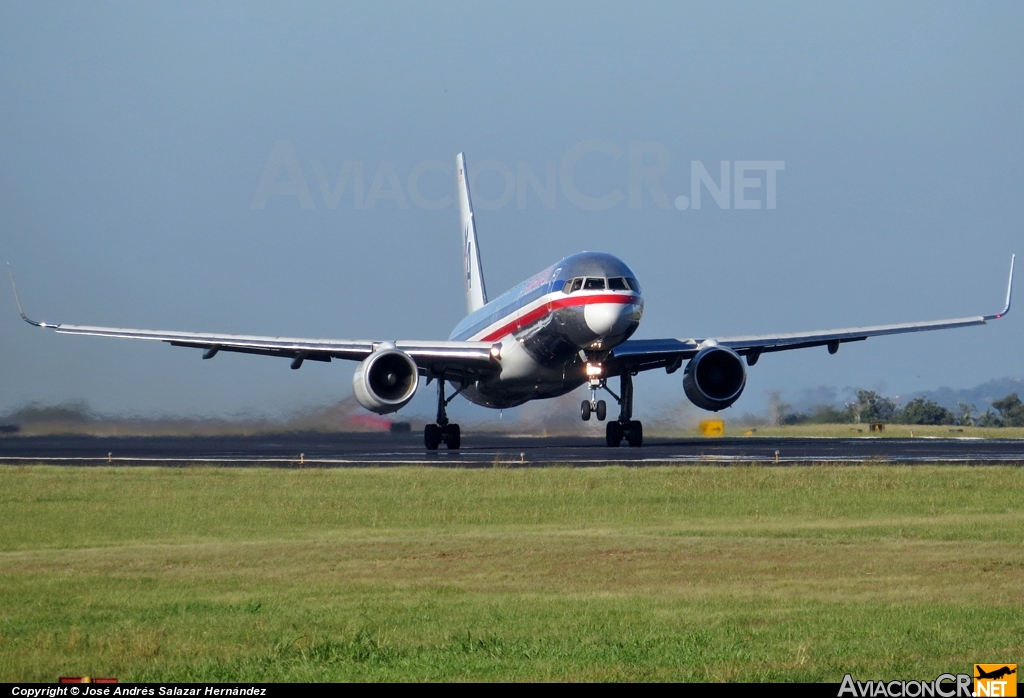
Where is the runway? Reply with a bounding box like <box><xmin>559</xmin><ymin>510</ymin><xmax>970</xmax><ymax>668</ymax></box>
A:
<box><xmin>2</xmin><ymin>431</ymin><xmax>1024</xmax><ymax>466</ymax></box>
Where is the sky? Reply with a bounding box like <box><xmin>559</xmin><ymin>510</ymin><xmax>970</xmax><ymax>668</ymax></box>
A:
<box><xmin>0</xmin><ymin>1</ymin><xmax>1021</xmax><ymax>423</ymax></box>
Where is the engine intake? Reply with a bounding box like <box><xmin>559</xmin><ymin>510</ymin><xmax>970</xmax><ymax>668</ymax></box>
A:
<box><xmin>352</xmin><ymin>349</ymin><xmax>419</xmax><ymax>414</ymax></box>
<box><xmin>683</xmin><ymin>346</ymin><xmax>746</xmax><ymax>411</ymax></box>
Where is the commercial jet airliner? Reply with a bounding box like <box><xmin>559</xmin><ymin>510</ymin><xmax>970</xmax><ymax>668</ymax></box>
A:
<box><xmin>10</xmin><ymin>153</ymin><xmax>1015</xmax><ymax>449</ymax></box>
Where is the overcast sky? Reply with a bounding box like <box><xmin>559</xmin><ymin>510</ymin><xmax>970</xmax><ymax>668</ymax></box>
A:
<box><xmin>1</xmin><ymin>1</ymin><xmax>1021</xmax><ymax>421</ymax></box>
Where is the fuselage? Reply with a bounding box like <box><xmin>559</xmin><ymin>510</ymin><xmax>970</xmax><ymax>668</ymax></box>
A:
<box><xmin>449</xmin><ymin>252</ymin><xmax>644</xmax><ymax>408</ymax></box>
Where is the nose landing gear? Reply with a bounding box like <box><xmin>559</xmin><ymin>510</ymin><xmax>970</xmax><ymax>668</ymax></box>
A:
<box><xmin>425</xmin><ymin>378</ymin><xmax>462</xmax><ymax>450</ymax></box>
<box><xmin>580</xmin><ymin>397</ymin><xmax>607</xmax><ymax>421</ymax></box>
<box><xmin>581</xmin><ymin>364</ymin><xmax>608</xmax><ymax>421</ymax></box>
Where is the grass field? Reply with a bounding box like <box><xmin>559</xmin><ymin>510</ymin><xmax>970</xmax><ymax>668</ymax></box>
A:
<box><xmin>1</xmin><ymin>465</ymin><xmax>1022</xmax><ymax>682</ymax></box>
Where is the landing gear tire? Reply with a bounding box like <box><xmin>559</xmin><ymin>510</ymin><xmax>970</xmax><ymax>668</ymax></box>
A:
<box><xmin>606</xmin><ymin>420</ymin><xmax>623</xmax><ymax>447</ymax></box>
<box><xmin>599</xmin><ymin>372</ymin><xmax>642</xmax><ymax>447</ymax></box>
<box><xmin>425</xmin><ymin>423</ymin><xmax>461</xmax><ymax>450</ymax></box>
<box><xmin>625</xmin><ymin>420</ymin><xmax>643</xmax><ymax>447</ymax></box>
<box><xmin>581</xmin><ymin>400</ymin><xmax>592</xmax><ymax>421</ymax></box>
<box><xmin>443</xmin><ymin>423</ymin><xmax>461</xmax><ymax>450</ymax></box>
<box><xmin>427</xmin><ymin>378</ymin><xmax>461</xmax><ymax>450</ymax></box>
<box><xmin>596</xmin><ymin>400</ymin><xmax>607</xmax><ymax>421</ymax></box>
<box><xmin>425</xmin><ymin>423</ymin><xmax>442</xmax><ymax>450</ymax></box>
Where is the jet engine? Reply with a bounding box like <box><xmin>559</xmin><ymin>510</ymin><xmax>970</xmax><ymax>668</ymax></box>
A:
<box><xmin>352</xmin><ymin>349</ymin><xmax>420</xmax><ymax>414</ymax></box>
<box><xmin>682</xmin><ymin>346</ymin><xmax>746</xmax><ymax>411</ymax></box>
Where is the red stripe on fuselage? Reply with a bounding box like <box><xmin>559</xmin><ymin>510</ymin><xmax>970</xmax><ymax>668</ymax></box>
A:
<box><xmin>476</xmin><ymin>293</ymin><xmax>636</xmax><ymax>342</ymax></box>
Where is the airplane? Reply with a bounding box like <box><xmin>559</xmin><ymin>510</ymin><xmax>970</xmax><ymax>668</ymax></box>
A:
<box><xmin>9</xmin><ymin>153</ymin><xmax>1015</xmax><ymax>450</ymax></box>
<box><xmin>975</xmin><ymin>666</ymin><xmax>1016</xmax><ymax>681</ymax></box>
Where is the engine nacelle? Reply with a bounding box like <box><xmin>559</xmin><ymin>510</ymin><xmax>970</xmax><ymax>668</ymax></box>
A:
<box><xmin>352</xmin><ymin>349</ymin><xmax>419</xmax><ymax>414</ymax></box>
<box><xmin>683</xmin><ymin>346</ymin><xmax>746</xmax><ymax>411</ymax></box>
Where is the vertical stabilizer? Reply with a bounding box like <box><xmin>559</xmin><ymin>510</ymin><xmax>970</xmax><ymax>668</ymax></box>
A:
<box><xmin>457</xmin><ymin>152</ymin><xmax>488</xmax><ymax>314</ymax></box>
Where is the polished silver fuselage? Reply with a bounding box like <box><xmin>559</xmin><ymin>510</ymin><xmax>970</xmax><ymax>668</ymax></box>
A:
<box><xmin>448</xmin><ymin>252</ymin><xmax>644</xmax><ymax>408</ymax></box>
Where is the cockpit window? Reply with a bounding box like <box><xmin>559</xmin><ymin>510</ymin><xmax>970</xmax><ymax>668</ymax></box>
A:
<box><xmin>569</xmin><ymin>277</ymin><xmax>584</xmax><ymax>293</ymax></box>
<box><xmin>625</xmin><ymin>277</ymin><xmax>641</xmax><ymax>293</ymax></box>
<box><xmin>584</xmin><ymin>277</ymin><xmax>605</xmax><ymax>290</ymax></box>
<box><xmin>607</xmin><ymin>277</ymin><xmax>628</xmax><ymax>291</ymax></box>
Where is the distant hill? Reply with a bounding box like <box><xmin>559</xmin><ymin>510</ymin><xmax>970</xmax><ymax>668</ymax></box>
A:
<box><xmin>906</xmin><ymin>377</ymin><xmax>1024</xmax><ymax>411</ymax></box>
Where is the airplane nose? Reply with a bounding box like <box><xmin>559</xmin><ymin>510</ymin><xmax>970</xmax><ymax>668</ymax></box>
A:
<box><xmin>584</xmin><ymin>301</ymin><xmax>635</xmax><ymax>336</ymax></box>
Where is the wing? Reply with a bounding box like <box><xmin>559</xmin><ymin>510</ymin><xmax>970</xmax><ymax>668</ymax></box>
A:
<box><xmin>7</xmin><ymin>266</ymin><xmax>498</xmax><ymax>381</ymax></box>
<box><xmin>17</xmin><ymin>321</ymin><xmax>499</xmax><ymax>379</ymax></box>
<box><xmin>611</xmin><ymin>255</ymin><xmax>1014</xmax><ymax>373</ymax></box>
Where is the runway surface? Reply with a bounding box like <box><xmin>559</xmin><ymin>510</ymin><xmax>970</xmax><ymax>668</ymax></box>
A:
<box><xmin>2</xmin><ymin>431</ymin><xmax>1024</xmax><ymax>466</ymax></box>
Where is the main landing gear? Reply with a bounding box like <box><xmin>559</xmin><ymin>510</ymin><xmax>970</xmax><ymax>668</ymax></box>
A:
<box><xmin>581</xmin><ymin>368</ymin><xmax>643</xmax><ymax>447</ymax></box>
<box><xmin>425</xmin><ymin>378</ymin><xmax>461</xmax><ymax>450</ymax></box>
<box><xmin>606</xmin><ymin>418</ymin><xmax>642</xmax><ymax>448</ymax></box>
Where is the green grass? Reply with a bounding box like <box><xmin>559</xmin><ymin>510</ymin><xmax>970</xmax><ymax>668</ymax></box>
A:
<box><xmin>1</xmin><ymin>465</ymin><xmax>1022</xmax><ymax>681</ymax></box>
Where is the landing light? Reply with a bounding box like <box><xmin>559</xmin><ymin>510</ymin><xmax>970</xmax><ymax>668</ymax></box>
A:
<box><xmin>586</xmin><ymin>363</ymin><xmax>603</xmax><ymax>377</ymax></box>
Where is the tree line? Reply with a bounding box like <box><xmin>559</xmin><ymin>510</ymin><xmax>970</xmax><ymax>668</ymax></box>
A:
<box><xmin>777</xmin><ymin>391</ymin><xmax>1024</xmax><ymax>427</ymax></box>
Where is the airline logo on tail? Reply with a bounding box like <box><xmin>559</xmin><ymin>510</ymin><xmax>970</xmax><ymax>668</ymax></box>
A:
<box><xmin>460</xmin><ymin>166</ymin><xmax>471</xmax><ymax>289</ymax></box>
<box><xmin>457</xmin><ymin>155</ymin><xmax>488</xmax><ymax>313</ymax></box>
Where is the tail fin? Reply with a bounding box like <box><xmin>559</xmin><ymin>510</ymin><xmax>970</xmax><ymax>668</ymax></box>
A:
<box><xmin>457</xmin><ymin>152</ymin><xmax>488</xmax><ymax>314</ymax></box>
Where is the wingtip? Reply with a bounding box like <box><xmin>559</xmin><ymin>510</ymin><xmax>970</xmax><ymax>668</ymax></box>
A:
<box><xmin>984</xmin><ymin>253</ymin><xmax>1014</xmax><ymax>321</ymax></box>
<box><xmin>6</xmin><ymin>262</ymin><xmax>49</xmax><ymax>328</ymax></box>
<box><xmin>6</xmin><ymin>262</ymin><xmax>23</xmax><ymax>315</ymax></box>
<box><xmin>1007</xmin><ymin>253</ymin><xmax>1015</xmax><ymax>314</ymax></box>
